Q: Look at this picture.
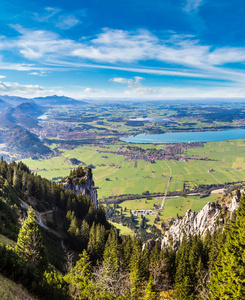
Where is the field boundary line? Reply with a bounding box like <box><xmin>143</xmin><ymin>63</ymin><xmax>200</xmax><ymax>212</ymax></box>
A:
<box><xmin>160</xmin><ymin>161</ymin><xmax>172</xmax><ymax>209</ymax></box>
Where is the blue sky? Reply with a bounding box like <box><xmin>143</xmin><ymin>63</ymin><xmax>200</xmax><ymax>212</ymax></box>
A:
<box><xmin>0</xmin><ymin>0</ymin><xmax>245</xmax><ymax>100</ymax></box>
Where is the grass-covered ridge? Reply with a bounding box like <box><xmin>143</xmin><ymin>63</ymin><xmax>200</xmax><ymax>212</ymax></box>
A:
<box><xmin>0</xmin><ymin>274</ymin><xmax>36</xmax><ymax>300</ymax></box>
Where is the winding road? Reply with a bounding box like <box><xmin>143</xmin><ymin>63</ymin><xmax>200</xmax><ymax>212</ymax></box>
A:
<box><xmin>20</xmin><ymin>200</ymin><xmax>53</xmax><ymax>230</ymax></box>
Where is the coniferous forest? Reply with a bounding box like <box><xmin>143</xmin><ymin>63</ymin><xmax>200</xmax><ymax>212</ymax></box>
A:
<box><xmin>0</xmin><ymin>159</ymin><xmax>244</xmax><ymax>299</ymax></box>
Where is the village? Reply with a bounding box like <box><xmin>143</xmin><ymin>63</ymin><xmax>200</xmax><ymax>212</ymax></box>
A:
<box><xmin>97</xmin><ymin>142</ymin><xmax>205</xmax><ymax>163</ymax></box>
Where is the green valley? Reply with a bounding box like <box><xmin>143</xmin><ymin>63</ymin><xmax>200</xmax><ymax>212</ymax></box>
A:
<box><xmin>1</xmin><ymin>99</ymin><xmax>245</xmax><ymax>236</ymax></box>
<box><xmin>19</xmin><ymin>138</ymin><xmax>245</xmax><ymax>235</ymax></box>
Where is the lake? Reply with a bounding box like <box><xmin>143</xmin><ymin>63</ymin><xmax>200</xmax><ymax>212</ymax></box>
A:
<box><xmin>121</xmin><ymin>128</ymin><xmax>245</xmax><ymax>144</ymax></box>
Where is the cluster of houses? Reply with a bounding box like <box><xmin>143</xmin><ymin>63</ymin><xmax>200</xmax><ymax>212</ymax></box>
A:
<box><xmin>97</xmin><ymin>142</ymin><xmax>204</xmax><ymax>163</ymax></box>
<box><xmin>131</xmin><ymin>209</ymin><xmax>154</xmax><ymax>216</ymax></box>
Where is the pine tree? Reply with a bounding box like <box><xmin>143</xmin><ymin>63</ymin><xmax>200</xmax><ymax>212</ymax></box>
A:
<box><xmin>103</xmin><ymin>228</ymin><xmax>120</xmax><ymax>271</ymax></box>
<box><xmin>129</xmin><ymin>239</ymin><xmax>146</xmax><ymax>299</ymax></box>
<box><xmin>15</xmin><ymin>208</ymin><xmax>48</xmax><ymax>272</ymax></box>
<box><xmin>65</xmin><ymin>249</ymin><xmax>93</xmax><ymax>299</ymax></box>
<box><xmin>87</xmin><ymin>222</ymin><xmax>96</xmax><ymax>258</ymax></box>
<box><xmin>87</xmin><ymin>222</ymin><xmax>106</xmax><ymax>262</ymax></box>
<box><xmin>145</xmin><ymin>274</ymin><xmax>158</xmax><ymax>300</ymax></box>
<box><xmin>22</xmin><ymin>172</ymin><xmax>27</xmax><ymax>192</ymax></box>
<box><xmin>174</xmin><ymin>235</ymin><xmax>194</xmax><ymax>300</ymax></box>
<box><xmin>80</xmin><ymin>219</ymin><xmax>90</xmax><ymax>248</ymax></box>
<box><xmin>209</xmin><ymin>195</ymin><xmax>245</xmax><ymax>299</ymax></box>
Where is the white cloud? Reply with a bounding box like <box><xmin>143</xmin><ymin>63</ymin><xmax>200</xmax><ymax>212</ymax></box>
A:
<box><xmin>29</xmin><ymin>71</ymin><xmax>47</xmax><ymax>76</ymax></box>
<box><xmin>55</xmin><ymin>15</ymin><xmax>80</xmax><ymax>30</ymax></box>
<box><xmin>33</xmin><ymin>7</ymin><xmax>81</xmax><ymax>30</ymax></box>
<box><xmin>124</xmin><ymin>85</ymin><xmax>157</xmax><ymax>96</ymax></box>
<box><xmin>2</xmin><ymin>26</ymin><xmax>245</xmax><ymax>88</ymax></box>
<box><xmin>8</xmin><ymin>25</ymin><xmax>77</xmax><ymax>61</ymax></box>
<box><xmin>83</xmin><ymin>87</ymin><xmax>97</xmax><ymax>93</ymax></box>
<box><xmin>0</xmin><ymin>80</ymin><xmax>43</xmax><ymax>95</ymax></box>
<box><xmin>33</xmin><ymin>7</ymin><xmax>61</xmax><ymax>22</ymax></box>
<box><xmin>0</xmin><ymin>75</ymin><xmax>5</xmax><ymax>79</ymax></box>
<box><xmin>0</xmin><ymin>77</ymin><xmax>243</xmax><ymax>101</ymax></box>
<box><xmin>184</xmin><ymin>0</ymin><xmax>205</xmax><ymax>13</ymax></box>
<box><xmin>65</xmin><ymin>85</ymin><xmax>245</xmax><ymax>101</ymax></box>
<box><xmin>110</xmin><ymin>76</ymin><xmax>156</xmax><ymax>96</ymax></box>
<box><xmin>70</xmin><ymin>28</ymin><xmax>245</xmax><ymax>82</ymax></box>
<box><xmin>111</xmin><ymin>76</ymin><xmax>144</xmax><ymax>87</ymax></box>
<box><xmin>72</xmin><ymin>29</ymin><xmax>157</xmax><ymax>63</ymax></box>
<box><xmin>0</xmin><ymin>80</ymin><xmax>59</xmax><ymax>98</ymax></box>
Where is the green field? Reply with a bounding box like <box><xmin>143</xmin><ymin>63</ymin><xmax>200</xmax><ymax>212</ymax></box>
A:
<box><xmin>22</xmin><ymin>139</ymin><xmax>245</xmax><ymax>199</ymax></box>
<box><xmin>109</xmin><ymin>221</ymin><xmax>135</xmax><ymax>236</ymax></box>
<box><xmin>19</xmin><ymin>139</ymin><xmax>245</xmax><ymax>228</ymax></box>
<box><xmin>112</xmin><ymin>193</ymin><xmax>219</xmax><ymax>230</ymax></box>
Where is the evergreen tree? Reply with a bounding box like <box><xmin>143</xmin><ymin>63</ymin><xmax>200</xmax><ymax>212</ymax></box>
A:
<box><xmin>145</xmin><ymin>274</ymin><xmax>158</xmax><ymax>300</ymax></box>
<box><xmin>87</xmin><ymin>222</ymin><xmax>106</xmax><ymax>262</ymax></box>
<box><xmin>15</xmin><ymin>208</ymin><xmax>48</xmax><ymax>272</ymax></box>
<box><xmin>121</xmin><ymin>235</ymin><xmax>133</xmax><ymax>269</ymax></box>
<box><xmin>103</xmin><ymin>227</ymin><xmax>120</xmax><ymax>271</ymax></box>
<box><xmin>209</xmin><ymin>195</ymin><xmax>245</xmax><ymax>299</ymax></box>
<box><xmin>65</xmin><ymin>249</ymin><xmax>93</xmax><ymax>299</ymax></box>
<box><xmin>174</xmin><ymin>235</ymin><xmax>194</xmax><ymax>300</ymax></box>
<box><xmin>80</xmin><ymin>219</ymin><xmax>90</xmax><ymax>248</ymax></box>
<box><xmin>87</xmin><ymin>222</ymin><xmax>97</xmax><ymax>259</ymax></box>
<box><xmin>129</xmin><ymin>239</ymin><xmax>146</xmax><ymax>299</ymax></box>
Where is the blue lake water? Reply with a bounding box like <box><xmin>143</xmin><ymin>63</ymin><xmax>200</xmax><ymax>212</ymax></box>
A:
<box><xmin>121</xmin><ymin>129</ymin><xmax>245</xmax><ymax>144</ymax></box>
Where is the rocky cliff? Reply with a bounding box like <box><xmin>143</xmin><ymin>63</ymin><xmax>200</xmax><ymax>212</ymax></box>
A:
<box><xmin>63</xmin><ymin>167</ymin><xmax>98</xmax><ymax>209</ymax></box>
<box><xmin>160</xmin><ymin>191</ymin><xmax>242</xmax><ymax>250</ymax></box>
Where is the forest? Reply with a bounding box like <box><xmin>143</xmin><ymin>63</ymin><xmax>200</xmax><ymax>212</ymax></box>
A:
<box><xmin>0</xmin><ymin>159</ymin><xmax>244</xmax><ymax>299</ymax></box>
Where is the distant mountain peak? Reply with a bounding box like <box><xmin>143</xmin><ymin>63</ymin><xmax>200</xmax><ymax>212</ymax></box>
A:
<box><xmin>33</xmin><ymin>95</ymin><xmax>86</xmax><ymax>106</ymax></box>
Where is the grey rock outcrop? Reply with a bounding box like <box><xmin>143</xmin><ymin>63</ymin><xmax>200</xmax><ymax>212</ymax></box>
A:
<box><xmin>160</xmin><ymin>191</ymin><xmax>243</xmax><ymax>250</ymax></box>
<box><xmin>142</xmin><ymin>237</ymin><xmax>162</xmax><ymax>251</ymax></box>
<box><xmin>161</xmin><ymin>202</ymin><xmax>220</xmax><ymax>249</ymax></box>
<box><xmin>228</xmin><ymin>190</ymin><xmax>242</xmax><ymax>213</ymax></box>
<box><xmin>63</xmin><ymin>168</ymin><xmax>98</xmax><ymax>209</ymax></box>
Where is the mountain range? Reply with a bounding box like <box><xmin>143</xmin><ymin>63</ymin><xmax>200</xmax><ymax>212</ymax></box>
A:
<box><xmin>0</xmin><ymin>95</ymin><xmax>86</xmax><ymax>109</ymax></box>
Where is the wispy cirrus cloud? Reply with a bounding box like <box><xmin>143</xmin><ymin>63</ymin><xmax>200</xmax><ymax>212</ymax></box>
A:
<box><xmin>72</xmin><ymin>29</ymin><xmax>157</xmax><ymax>63</ymax></box>
<box><xmin>29</xmin><ymin>71</ymin><xmax>47</xmax><ymax>76</ymax></box>
<box><xmin>2</xmin><ymin>26</ymin><xmax>245</xmax><ymax>85</ymax></box>
<box><xmin>33</xmin><ymin>7</ymin><xmax>83</xmax><ymax>30</ymax></box>
<box><xmin>184</xmin><ymin>0</ymin><xmax>205</xmax><ymax>13</ymax></box>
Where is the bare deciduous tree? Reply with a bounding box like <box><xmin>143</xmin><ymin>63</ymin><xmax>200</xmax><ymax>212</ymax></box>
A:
<box><xmin>93</xmin><ymin>262</ymin><xmax>131</xmax><ymax>298</ymax></box>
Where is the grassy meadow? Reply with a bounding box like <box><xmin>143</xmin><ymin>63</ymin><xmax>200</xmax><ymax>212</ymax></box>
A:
<box><xmin>0</xmin><ymin>274</ymin><xmax>36</xmax><ymax>300</ymax></box>
<box><xmin>110</xmin><ymin>193</ymin><xmax>220</xmax><ymax>231</ymax></box>
<box><xmin>19</xmin><ymin>139</ymin><xmax>245</xmax><ymax>231</ymax></box>
<box><xmin>22</xmin><ymin>139</ymin><xmax>245</xmax><ymax>199</ymax></box>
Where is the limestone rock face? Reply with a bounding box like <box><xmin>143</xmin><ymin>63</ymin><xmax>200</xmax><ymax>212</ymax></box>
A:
<box><xmin>160</xmin><ymin>191</ymin><xmax>243</xmax><ymax>250</ymax></box>
<box><xmin>63</xmin><ymin>168</ymin><xmax>98</xmax><ymax>209</ymax></box>
<box><xmin>161</xmin><ymin>202</ymin><xmax>220</xmax><ymax>249</ymax></box>
<box><xmin>228</xmin><ymin>191</ymin><xmax>242</xmax><ymax>213</ymax></box>
<box><xmin>142</xmin><ymin>238</ymin><xmax>162</xmax><ymax>251</ymax></box>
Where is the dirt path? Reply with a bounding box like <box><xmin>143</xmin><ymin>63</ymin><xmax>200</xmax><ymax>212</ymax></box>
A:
<box><xmin>160</xmin><ymin>161</ymin><xmax>172</xmax><ymax>210</ymax></box>
<box><xmin>20</xmin><ymin>200</ymin><xmax>53</xmax><ymax>230</ymax></box>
